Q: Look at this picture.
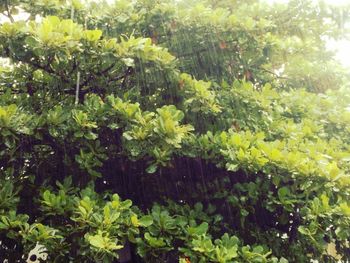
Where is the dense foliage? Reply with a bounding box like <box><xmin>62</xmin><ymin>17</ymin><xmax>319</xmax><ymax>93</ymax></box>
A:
<box><xmin>0</xmin><ymin>0</ymin><xmax>350</xmax><ymax>262</ymax></box>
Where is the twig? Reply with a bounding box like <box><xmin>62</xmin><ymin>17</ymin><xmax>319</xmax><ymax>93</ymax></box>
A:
<box><xmin>99</xmin><ymin>62</ymin><xmax>117</xmax><ymax>75</ymax></box>
<box><xmin>109</xmin><ymin>67</ymin><xmax>134</xmax><ymax>82</ymax></box>
<box><xmin>260</xmin><ymin>68</ymin><xmax>291</xmax><ymax>80</ymax></box>
<box><xmin>75</xmin><ymin>71</ymin><xmax>81</xmax><ymax>105</ymax></box>
<box><xmin>4</xmin><ymin>0</ymin><xmax>14</xmax><ymax>23</ymax></box>
<box><xmin>121</xmin><ymin>67</ymin><xmax>134</xmax><ymax>89</ymax></box>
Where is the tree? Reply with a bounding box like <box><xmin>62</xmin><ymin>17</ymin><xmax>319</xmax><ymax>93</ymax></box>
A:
<box><xmin>0</xmin><ymin>0</ymin><xmax>350</xmax><ymax>262</ymax></box>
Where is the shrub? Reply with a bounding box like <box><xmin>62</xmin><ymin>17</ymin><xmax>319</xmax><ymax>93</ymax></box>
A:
<box><xmin>0</xmin><ymin>0</ymin><xmax>350</xmax><ymax>262</ymax></box>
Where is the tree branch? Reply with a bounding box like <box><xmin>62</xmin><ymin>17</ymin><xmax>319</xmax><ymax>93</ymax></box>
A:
<box><xmin>98</xmin><ymin>62</ymin><xmax>117</xmax><ymax>76</ymax></box>
<box><xmin>260</xmin><ymin>68</ymin><xmax>291</xmax><ymax>80</ymax></box>
<box><xmin>109</xmin><ymin>67</ymin><xmax>134</xmax><ymax>82</ymax></box>
<box><xmin>4</xmin><ymin>0</ymin><xmax>14</xmax><ymax>23</ymax></box>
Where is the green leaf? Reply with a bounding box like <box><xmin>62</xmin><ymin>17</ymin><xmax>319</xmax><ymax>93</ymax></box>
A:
<box><xmin>139</xmin><ymin>215</ymin><xmax>153</xmax><ymax>227</ymax></box>
<box><xmin>146</xmin><ymin>164</ymin><xmax>158</xmax><ymax>174</ymax></box>
<box><xmin>188</xmin><ymin>222</ymin><xmax>208</xmax><ymax>236</ymax></box>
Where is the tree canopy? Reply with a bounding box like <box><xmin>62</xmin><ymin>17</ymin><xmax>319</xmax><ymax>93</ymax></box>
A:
<box><xmin>0</xmin><ymin>0</ymin><xmax>350</xmax><ymax>262</ymax></box>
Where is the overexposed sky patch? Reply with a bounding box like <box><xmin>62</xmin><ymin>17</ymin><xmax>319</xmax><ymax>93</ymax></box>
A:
<box><xmin>327</xmin><ymin>39</ymin><xmax>350</xmax><ymax>68</ymax></box>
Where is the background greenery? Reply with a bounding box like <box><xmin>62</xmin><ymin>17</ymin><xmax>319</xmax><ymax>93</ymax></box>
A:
<box><xmin>0</xmin><ymin>0</ymin><xmax>350</xmax><ymax>262</ymax></box>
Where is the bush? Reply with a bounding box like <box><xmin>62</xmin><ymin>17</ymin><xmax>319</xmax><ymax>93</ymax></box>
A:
<box><xmin>0</xmin><ymin>0</ymin><xmax>350</xmax><ymax>262</ymax></box>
